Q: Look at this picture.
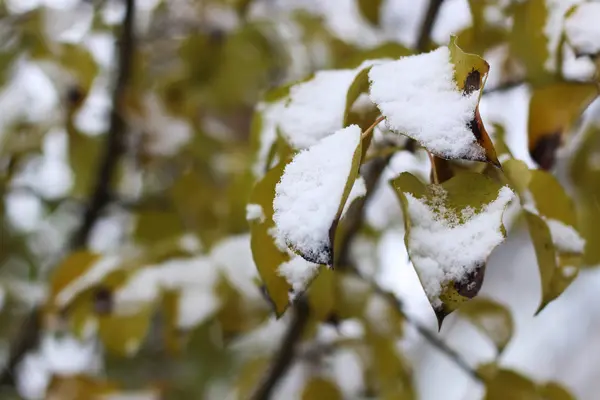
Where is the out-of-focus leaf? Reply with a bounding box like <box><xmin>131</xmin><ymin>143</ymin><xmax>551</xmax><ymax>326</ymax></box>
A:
<box><xmin>133</xmin><ymin>211</ymin><xmax>185</xmax><ymax>245</ymax></box>
<box><xmin>364</xmin><ymin>333</ymin><xmax>414</xmax><ymax>399</ymax></box>
<box><xmin>302</xmin><ymin>377</ymin><xmax>343</xmax><ymax>400</ymax></box>
<box><xmin>528</xmin><ymin>82</ymin><xmax>597</xmax><ymax>170</ymax></box>
<box><xmin>47</xmin><ymin>375</ymin><xmax>118</xmax><ymax>399</ymax></box>
<box><xmin>307</xmin><ymin>268</ymin><xmax>336</xmax><ymax>322</ymax></box>
<box><xmin>391</xmin><ymin>172</ymin><xmax>513</xmax><ymax>327</ymax></box>
<box><xmin>449</xmin><ymin>36</ymin><xmax>500</xmax><ymax>167</ymax></box>
<box><xmin>248</xmin><ymin>161</ymin><xmax>292</xmax><ymax>316</ymax></box>
<box><xmin>59</xmin><ymin>44</ymin><xmax>99</xmax><ymax>97</ymax></box>
<box><xmin>483</xmin><ymin>368</ymin><xmax>539</xmax><ymax>400</ymax></box>
<box><xmin>67</xmin><ymin>129</ymin><xmax>102</xmax><ymax>199</ymax></box>
<box><xmin>161</xmin><ymin>289</ymin><xmax>181</xmax><ymax>355</ymax></box>
<box><xmin>457</xmin><ymin>297</ymin><xmax>513</xmax><ymax>353</ymax></box>
<box><xmin>509</xmin><ymin>0</ymin><xmax>554</xmax><ymax>85</ymax></box>
<box><xmin>340</xmin><ymin>42</ymin><xmax>412</xmax><ymax>69</ymax></box>
<box><xmin>357</xmin><ymin>0</ymin><xmax>383</xmax><ymax>26</ymax></box>
<box><xmin>98</xmin><ymin>304</ymin><xmax>153</xmax><ymax>357</ymax></box>
<box><xmin>569</xmin><ymin>124</ymin><xmax>600</xmax><ymax>266</ymax></box>
<box><xmin>236</xmin><ymin>357</ymin><xmax>270</xmax><ymax>398</ymax></box>
<box><xmin>540</xmin><ymin>382</ymin><xmax>576</xmax><ymax>400</ymax></box>
<box><xmin>504</xmin><ymin>159</ymin><xmax>583</xmax><ymax>311</ymax></box>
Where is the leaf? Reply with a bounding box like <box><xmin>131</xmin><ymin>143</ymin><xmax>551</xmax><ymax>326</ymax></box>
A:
<box><xmin>248</xmin><ymin>161</ymin><xmax>293</xmax><ymax>316</ymax></box>
<box><xmin>47</xmin><ymin>375</ymin><xmax>118</xmax><ymax>399</ymax></box>
<box><xmin>528</xmin><ymin>82</ymin><xmax>597</xmax><ymax>170</ymax></box>
<box><xmin>449</xmin><ymin>36</ymin><xmax>499</xmax><ymax>167</ymax></box>
<box><xmin>540</xmin><ymin>382</ymin><xmax>576</xmax><ymax>400</ymax></box>
<box><xmin>365</xmin><ymin>333</ymin><xmax>414</xmax><ymax>399</ymax></box>
<box><xmin>357</xmin><ymin>0</ymin><xmax>383</xmax><ymax>26</ymax></box>
<box><xmin>302</xmin><ymin>378</ymin><xmax>343</xmax><ymax>400</ymax></box>
<box><xmin>273</xmin><ymin>125</ymin><xmax>363</xmax><ymax>267</ymax></box>
<box><xmin>503</xmin><ymin>159</ymin><xmax>584</xmax><ymax>312</ymax></box>
<box><xmin>369</xmin><ymin>38</ymin><xmax>499</xmax><ymax>166</ymax></box>
<box><xmin>391</xmin><ymin>171</ymin><xmax>514</xmax><ymax>327</ymax></box>
<box><xmin>344</xmin><ymin>66</ymin><xmax>373</xmax><ymax>127</ymax></box>
<box><xmin>307</xmin><ymin>268</ymin><xmax>336</xmax><ymax>322</ymax></box>
<box><xmin>46</xmin><ymin>251</ymin><xmax>101</xmax><ymax>314</ymax></box>
<box><xmin>457</xmin><ymin>297</ymin><xmax>513</xmax><ymax>353</ymax></box>
<box><xmin>98</xmin><ymin>303</ymin><xmax>153</xmax><ymax>357</ymax></box>
<box><xmin>483</xmin><ymin>368</ymin><xmax>539</xmax><ymax>400</ymax></box>
<box><xmin>59</xmin><ymin>44</ymin><xmax>99</xmax><ymax>96</ymax></box>
<box><xmin>67</xmin><ymin>130</ymin><xmax>102</xmax><ymax>199</ymax></box>
<box><xmin>509</xmin><ymin>0</ymin><xmax>554</xmax><ymax>85</ymax></box>
<box><xmin>570</xmin><ymin>125</ymin><xmax>600</xmax><ymax>266</ymax></box>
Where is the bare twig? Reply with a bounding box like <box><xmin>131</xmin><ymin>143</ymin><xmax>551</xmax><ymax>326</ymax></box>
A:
<box><xmin>251</xmin><ymin>298</ymin><xmax>310</xmax><ymax>400</ymax></box>
<box><xmin>0</xmin><ymin>0</ymin><xmax>137</xmax><ymax>387</ymax></box>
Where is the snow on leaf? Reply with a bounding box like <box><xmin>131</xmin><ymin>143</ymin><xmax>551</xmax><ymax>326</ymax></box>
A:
<box><xmin>565</xmin><ymin>2</ymin><xmax>600</xmax><ymax>57</ymax></box>
<box><xmin>273</xmin><ymin>125</ymin><xmax>363</xmax><ymax>266</ymax></box>
<box><xmin>248</xmin><ymin>161</ymin><xmax>293</xmax><ymax>316</ymax></box>
<box><xmin>369</xmin><ymin>37</ymin><xmax>499</xmax><ymax>165</ymax></box>
<box><xmin>457</xmin><ymin>297</ymin><xmax>514</xmax><ymax>353</ymax></box>
<box><xmin>391</xmin><ymin>171</ymin><xmax>514</xmax><ymax>327</ymax></box>
<box><xmin>528</xmin><ymin>82</ymin><xmax>597</xmax><ymax>170</ymax></box>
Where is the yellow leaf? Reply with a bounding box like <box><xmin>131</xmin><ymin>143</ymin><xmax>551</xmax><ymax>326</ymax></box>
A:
<box><xmin>483</xmin><ymin>368</ymin><xmax>539</xmax><ymax>400</ymax></box>
<box><xmin>47</xmin><ymin>375</ymin><xmax>118</xmax><ymax>400</ymax></box>
<box><xmin>528</xmin><ymin>82</ymin><xmax>597</xmax><ymax>170</ymax></box>
<box><xmin>457</xmin><ymin>297</ymin><xmax>514</xmax><ymax>353</ymax></box>
<box><xmin>391</xmin><ymin>171</ymin><xmax>513</xmax><ymax>327</ymax></box>
<box><xmin>302</xmin><ymin>378</ymin><xmax>343</xmax><ymax>400</ymax></box>
<box><xmin>48</xmin><ymin>251</ymin><xmax>101</xmax><ymax>303</ymax></box>
<box><xmin>98</xmin><ymin>304</ymin><xmax>153</xmax><ymax>357</ymax></box>
<box><xmin>249</xmin><ymin>162</ymin><xmax>293</xmax><ymax>316</ymax></box>
<box><xmin>307</xmin><ymin>268</ymin><xmax>336</xmax><ymax>322</ymax></box>
<box><xmin>357</xmin><ymin>0</ymin><xmax>383</xmax><ymax>26</ymax></box>
<box><xmin>539</xmin><ymin>382</ymin><xmax>576</xmax><ymax>400</ymax></box>
<box><xmin>509</xmin><ymin>0</ymin><xmax>554</xmax><ymax>85</ymax></box>
<box><xmin>450</xmin><ymin>36</ymin><xmax>500</xmax><ymax>167</ymax></box>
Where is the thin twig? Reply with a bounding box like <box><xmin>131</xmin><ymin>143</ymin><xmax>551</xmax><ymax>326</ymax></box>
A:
<box><xmin>251</xmin><ymin>298</ymin><xmax>310</xmax><ymax>400</ymax></box>
<box><xmin>364</xmin><ymin>275</ymin><xmax>483</xmax><ymax>382</ymax></box>
<box><xmin>416</xmin><ymin>0</ymin><xmax>445</xmax><ymax>52</ymax></box>
<box><xmin>0</xmin><ymin>0</ymin><xmax>137</xmax><ymax>387</ymax></box>
<box><xmin>361</xmin><ymin>115</ymin><xmax>385</xmax><ymax>140</ymax></box>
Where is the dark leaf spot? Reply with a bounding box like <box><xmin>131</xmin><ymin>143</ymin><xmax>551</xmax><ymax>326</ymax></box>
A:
<box><xmin>463</xmin><ymin>69</ymin><xmax>481</xmax><ymax>95</ymax></box>
<box><xmin>454</xmin><ymin>264</ymin><xmax>486</xmax><ymax>299</ymax></box>
<box><xmin>530</xmin><ymin>132</ymin><xmax>562</xmax><ymax>170</ymax></box>
<box><xmin>66</xmin><ymin>86</ymin><xmax>84</xmax><ymax>107</ymax></box>
<box><xmin>93</xmin><ymin>286</ymin><xmax>113</xmax><ymax>315</ymax></box>
<box><xmin>468</xmin><ymin>116</ymin><xmax>483</xmax><ymax>141</ymax></box>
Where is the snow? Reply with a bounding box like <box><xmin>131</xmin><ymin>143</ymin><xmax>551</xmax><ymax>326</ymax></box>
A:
<box><xmin>404</xmin><ymin>185</ymin><xmax>514</xmax><ymax>307</ymax></box>
<box><xmin>544</xmin><ymin>218</ymin><xmax>586</xmax><ymax>254</ymax></box>
<box><xmin>252</xmin><ymin>100</ymin><xmax>286</xmax><ymax>177</ymax></box>
<box><xmin>278</xmin><ymin>256</ymin><xmax>321</xmax><ymax>293</ymax></box>
<box><xmin>369</xmin><ymin>47</ymin><xmax>485</xmax><ymax>160</ymax></box>
<box><xmin>273</xmin><ymin>125</ymin><xmax>362</xmax><ymax>264</ymax></box>
<box><xmin>543</xmin><ymin>0</ymin><xmax>582</xmax><ymax>71</ymax></box>
<box><xmin>246</xmin><ymin>203</ymin><xmax>265</xmax><ymax>223</ymax></box>
<box><xmin>565</xmin><ymin>2</ymin><xmax>600</xmax><ymax>56</ymax></box>
<box><xmin>279</xmin><ymin>69</ymin><xmax>359</xmax><ymax>149</ymax></box>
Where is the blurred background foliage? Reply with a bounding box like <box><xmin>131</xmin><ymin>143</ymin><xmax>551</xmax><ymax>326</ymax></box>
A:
<box><xmin>0</xmin><ymin>0</ymin><xmax>598</xmax><ymax>399</ymax></box>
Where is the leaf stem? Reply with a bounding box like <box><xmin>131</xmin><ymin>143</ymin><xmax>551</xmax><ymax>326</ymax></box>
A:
<box><xmin>361</xmin><ymin>115</ymin><xmax>386</xmax><ymax>140</ymax></box>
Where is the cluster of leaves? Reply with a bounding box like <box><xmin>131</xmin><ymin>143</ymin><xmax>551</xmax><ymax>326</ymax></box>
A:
<box><xmin>0</xmin><ymin>0</ymin><xmax>599</xmax><ymax>398</ymax></box>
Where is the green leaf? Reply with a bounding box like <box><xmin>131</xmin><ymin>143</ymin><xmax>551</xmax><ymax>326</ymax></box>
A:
<box><xmin>391</xmin><ymin>171</ymin><xmax>513</xmax><ymax>327</ymax></box>
<box><xmin>457</xmin><ymin>297</ymin><xmax>513</xmax><ymax>353</ymax></box>
<box><xmin>307</xmin><ymin>268</ymin><xmax>336</xmax><ymax>322</ymax></box>
<box><xmin>528</xmin><ymin>82</ymin><xmax>597</xmax><ymax>170</ymax></box>
<box><xmin>539</xmin><ymin>382</ymin><xmax>576</xmax><ymax>400</ymax></box>
<box><xmin>98</xmin><ymin>304</ymin><xmax>153</xmax><ymax>357</ymax></box>
<box><xmin>248</xmin><ymin>161</ymin><xmax>293</xmax><ymax>316</ymax></box>
<box><xmin>344</xmin><ymin>66</ymin><xmax>373</xmax><ymax>127</ymax></box>
<box><xmin>357</xmin><ymin>0</ymin><xmax>383</xmax><ymax>26</ymax></box>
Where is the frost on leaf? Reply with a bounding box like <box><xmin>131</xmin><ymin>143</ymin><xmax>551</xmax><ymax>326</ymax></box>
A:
<box><xmin>368</xmin><ymin>37</ymin><xmax>499</xmax><ymax>166</ymax></box>
<box><xmin>564</xmin><ymin>3</ymin><xmax>600</xmax><ymax>56</ymax></box>
<box><xmin>504</xmin><ymin>159</ymin><xmax>585</xmax><ymax>313</ymax></box>
<box><xmin>391</xmin><ymin>172</ymin><xmax>514</xmax><ymax>327</ymax></box>
<box><xmin>273</xmin><ymin>125</ymin><xmax>363</xmax><ymax>266</ymax></box>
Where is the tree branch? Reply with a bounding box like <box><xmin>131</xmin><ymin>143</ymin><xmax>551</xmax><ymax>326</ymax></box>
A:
<box><xmin>0</xmin><ymin>0</ymin><xmax>137</xmax><ymax>387</ymax></box>
<box><xmin>72</xmin><ymin>0</ymin><xmax>137</xmax><ymax>248</ymax></box>
<box><xmin>251</xmin><ymin>298</ymin><xmax>310</xmax><ymax>400</ymax></box>
<box><xmin>416</xmin><ymin>0</ymin><xmax>445</xmax><ymax>52</ymax></box>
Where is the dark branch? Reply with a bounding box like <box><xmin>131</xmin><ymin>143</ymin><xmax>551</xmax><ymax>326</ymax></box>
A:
<box><xmin>251</xmin><ymin>298</ymin><xmax>310</xmax><ymax>400</ymax></box>
<box><xmin>416</xmin><ymin>0</ymin><xmax>445</xmax><ymax>52</ymax></box>
<box><xmin>72</xmin><ymin>0</ymin><xmax>137</xmax><ymax>249</ymax></box>
<box><xmin>0</xmin><ymin>0</ymin><xmax>137</xmax><ymax>387</ymax></box>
